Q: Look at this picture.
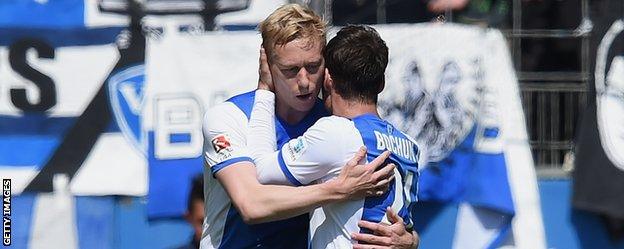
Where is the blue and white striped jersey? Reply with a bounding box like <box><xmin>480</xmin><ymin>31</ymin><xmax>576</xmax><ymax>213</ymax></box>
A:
<box><xmin>200</xmin><ymin>90</ymin><xmax>328</xmax><ymax>249</ymax></box>
<box><xmin>248</xmin><ymin>90</ymin><xmax>420</xmax><ymax>249</ymax></box>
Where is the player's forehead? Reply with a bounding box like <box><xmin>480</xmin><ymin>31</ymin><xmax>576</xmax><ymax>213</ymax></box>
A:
<box><xmin>272</xmin><ymin>38</ymin><xmax>324</xmax><ymax>67</ymax></box>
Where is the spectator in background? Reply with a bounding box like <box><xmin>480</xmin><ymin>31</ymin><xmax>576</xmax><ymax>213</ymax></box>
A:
<box><xmin>178</xmin><ymin>174</ymin><xmax>204</xmax><ymax>249</ymax></box>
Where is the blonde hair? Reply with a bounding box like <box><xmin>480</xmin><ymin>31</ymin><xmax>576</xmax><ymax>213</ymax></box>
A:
<box><xmin>258</xmin><ymin>4</ymin><xmax>326</xmax><ymax>57</ymax></box>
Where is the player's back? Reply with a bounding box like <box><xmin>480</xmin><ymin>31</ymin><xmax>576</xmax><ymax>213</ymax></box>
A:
<box><xmin>308</xmin><ymin>114</ymin><xmax>419</xmax><ymax>249</ymax></box>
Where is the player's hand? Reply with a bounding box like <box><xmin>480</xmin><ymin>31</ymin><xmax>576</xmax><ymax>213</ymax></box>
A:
<box><xmin>351</xmin><ymin>207</ymin><xmax>419</xmax><ymax>249</ymax></box>
<box><xmin>332</xmin><ymin>147</ymin><xmax>395</xmax><ymax>200</ymax></box>
<box><xmin>258</xmin><ymin>46</ymin><xmax>274</xmax><ymax>92</ymax></box>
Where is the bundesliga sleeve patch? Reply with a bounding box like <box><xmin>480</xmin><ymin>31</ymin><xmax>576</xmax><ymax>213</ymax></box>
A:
<box><xmin>212</xmin><ymin>134</ymin><xmax>232</xmax><ymax>154</ymax></box>
<box><xmin>286</xmin><ymin>137</ymin><xmax>307</xmax><ymax>161</ymax></box>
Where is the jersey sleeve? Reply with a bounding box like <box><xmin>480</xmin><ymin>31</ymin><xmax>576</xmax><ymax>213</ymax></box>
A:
<box><xmin>202</xmin><ymin>102</ymin><xmax>253</xmax><ymax>176</ymax></box>
<box><xmin>247</xmin><ymin>90</ymin><xmax>293</xmax><ymax>185</ymax></box>
<box><xmin>247</xmin><ymin>90</ymin><xmax>278</xmax><ymax>168</ymax></box>
<box><xmin>246</xmin><ymin>91</ymin><xmax>364</xmax><ymax>186</ymax></box>
<box><xmin>276</xmin><ymin>117</ymin><xmax>363</xmax><ymax>186</ymax></box>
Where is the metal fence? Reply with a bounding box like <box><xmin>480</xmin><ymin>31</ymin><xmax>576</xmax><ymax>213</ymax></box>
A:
<box><xmin>507</xmin><ymin>0</ymin><xmax>589</xmax><ymax>176</ymax></box>
<box><xmin>302</xmin><ymin>0</ymin><xmax>591</xmax><ymax>176</ymax></box>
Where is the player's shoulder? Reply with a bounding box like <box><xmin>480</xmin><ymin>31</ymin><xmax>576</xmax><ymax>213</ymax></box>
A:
<box><xmin>394</xmin><ymin>127</ymin><xmax>415</xmax><ymax>142</ymax></box>
<box><xmin>314</xmin><ymin>115</ymin><xmax>357</xmax><ymax>130</ymax></box>
<box><xmin>224</xmin><ymin>90</ymin><xmax>256</xmax><ymax>119</ymax></box>
<box><xmin>204</xmin><ymin>90</ymin><xmax>255</xmax><ymax>119</ymax></box>
<box><xmin>299</xmin><ymin>116</ymin><xmax>363</xmax><ymax>159</ymax></box>
<box><xmin>393</xmin><ymin>127</ymin><xmax>421</xmax><ymax>163</ymax></box>
<box><xmin>204</xmin><ymin>101</ymin><xmax>242</xmax><ymax>120</ymax></box>
<box><xmin>308</xmin><ymin>116</ymin><xmax>360</xmax><ymax>141</ymax></box>
<box><xmin>203</xmin><ymin>100</ymin><xmax>248</xmax><ymax>132</ymax></box>
<box><xmin>392</xmin><ymin>125</ymin><xmax>419</xmax><ymax>148</ymax></box>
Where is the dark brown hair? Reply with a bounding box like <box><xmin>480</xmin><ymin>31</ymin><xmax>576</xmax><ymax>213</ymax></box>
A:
<box><xmin>324</xmin><ymin>25</ymin><xmax>388</xmax><ymax>104</ymax></box>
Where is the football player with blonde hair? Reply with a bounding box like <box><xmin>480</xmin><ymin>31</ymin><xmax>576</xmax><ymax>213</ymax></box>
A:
<box><xmin>201</xmin><ymin>4</ymin><xmax>416</xmax><ymax>249</ymax></box>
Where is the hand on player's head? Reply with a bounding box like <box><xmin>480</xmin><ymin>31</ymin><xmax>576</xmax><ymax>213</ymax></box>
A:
<box><xmin>258</xmin><ymin>46</ymin><xmax>274</xmax><ymax>92</ymax></box>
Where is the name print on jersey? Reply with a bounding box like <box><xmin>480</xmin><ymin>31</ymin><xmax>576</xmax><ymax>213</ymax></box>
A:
<box><xmin>373</xmin><ymin>130</ymin><xmax>417</xmax><ymax>162</ymax></box>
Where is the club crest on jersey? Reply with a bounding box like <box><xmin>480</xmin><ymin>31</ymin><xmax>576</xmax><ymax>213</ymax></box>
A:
<box><xmin>212</xmin><ymin>134</ymin><xmax>232</xmax><ymax>154</ymax></box>
<box><xmin>108</xmin><ymin>65</ymin><xmax>147</xmax><ymax>155</ymax></box>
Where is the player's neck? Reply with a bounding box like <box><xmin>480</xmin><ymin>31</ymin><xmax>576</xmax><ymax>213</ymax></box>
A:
<box><xmin>275</xmin><ymin>99</ymin><xmax>309</xmax><ymax>124</ymax></box>
<box><xmin>331</xmin><ymin>96</ymin><xmax>379</xmax><ymax>119</ymax></box>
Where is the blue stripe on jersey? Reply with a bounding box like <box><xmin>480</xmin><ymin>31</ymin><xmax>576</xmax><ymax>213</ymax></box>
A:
<box><xmin>275</xmin><ymin>101</ymin><xmax>327</xmax><ymax>144</ymax></box>
<box><xmin>219</xmin><ymin>205</ymin><xmax>258</xmax><ymax>248</ymax></box>
<box><xmin>217</xmin><ymin>90</ymin><xmax>329</xmax><ymax>248</ymax></box>
<box><xmin>210</xmin><ymin>157</ymin><xmax>254</xmax><ymax>176</ymax></box>
<box><xmin>277</xmin><ymin>149</ymin><xmax>303</xmax><ymax>186</ymax></box>
<box><xmin>226</xmin><ymin>90</ymin><xmax>256</xmax><ymax>120</ymax></box>
<box><xmin>351</xmin><ymin>113</ymin><xmax>419</xmax><ymax>232</ymax></box>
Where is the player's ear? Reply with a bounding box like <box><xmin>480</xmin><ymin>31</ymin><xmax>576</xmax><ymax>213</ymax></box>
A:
<box><xmin>324</xmin><ymin>68</ymin><xmax>333</xmax><ymax>91</ymax></box>
<box><xmin>378</xmin><ymin>78</ymin><xmax>385</xmax><ymax>93</ymax></box>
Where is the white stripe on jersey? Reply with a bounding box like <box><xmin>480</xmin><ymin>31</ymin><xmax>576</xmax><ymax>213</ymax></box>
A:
<box><xmin>200</xmin><ymin>174</ymin><xmax>229</xmax><ymax>248</ymax></box>
<box><xmin>380</xmin><ymin>168</ymin><xmax>404</xmax><ymax>225</ymax></box>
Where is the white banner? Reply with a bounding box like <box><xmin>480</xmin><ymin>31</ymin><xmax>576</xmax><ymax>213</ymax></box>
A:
<box><xmin>143</xmin><ymin>28</ymin><xmax>261</xmax><ymax>162</ymax></box>
<box><xmin>374</xmin><ymin>24</ymin><xmax>545</xmax><ymax>249</ymax></box>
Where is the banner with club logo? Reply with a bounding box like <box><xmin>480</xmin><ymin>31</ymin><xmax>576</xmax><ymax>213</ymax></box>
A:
<box><xmin>375</xmin><ymin>24</ymin><xmax>544</xmax><ymax>249</ymax></box>
<box><xmin>0</xmin><ymin>0</ymin><xmax>142</xmax><ymax>196</ymax></box>
<box><xmin>0</xmin><ymin>1</ymin><xmax>137</xmax><ymax>247</ymax></box>
<box><xmin>143</xmin><ymin>20</ymin><xmax>261</xmax><ymax>217</ymax></box>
